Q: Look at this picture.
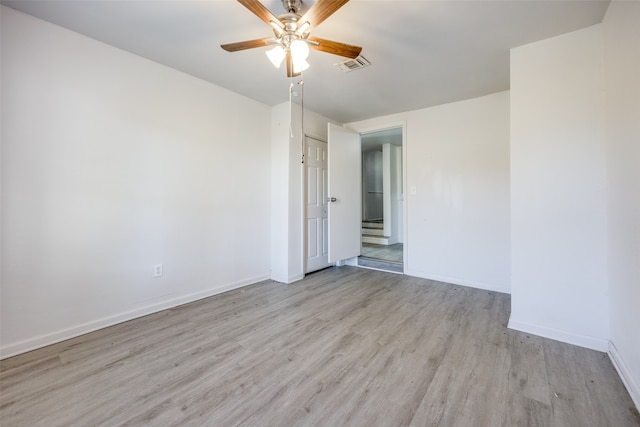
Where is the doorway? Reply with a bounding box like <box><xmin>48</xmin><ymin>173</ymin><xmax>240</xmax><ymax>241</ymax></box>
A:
<box><xmin>359</xmin><ymin>127</ymin><xmax>404</xmax><ymax>272</ymax></box>
<box><xmin>303</xmin><ymin>124</ymin><xmax>404</xmax><ymax>275</ymax></box>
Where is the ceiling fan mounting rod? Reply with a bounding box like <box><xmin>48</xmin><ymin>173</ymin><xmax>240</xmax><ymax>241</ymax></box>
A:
<box><xmin>281</xmin><ymin>0</ymin><xmax>302</xmax><ymax>14</ymax></box>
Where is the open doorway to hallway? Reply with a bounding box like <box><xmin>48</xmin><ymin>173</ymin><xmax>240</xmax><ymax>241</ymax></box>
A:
<box><xmin>359</xmin><ymin>127</ymin><xmax>404</xmax><ymax>273</ymax></box>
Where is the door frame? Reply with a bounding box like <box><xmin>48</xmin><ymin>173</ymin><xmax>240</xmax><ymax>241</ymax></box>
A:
<box><xmin>346</xmin><ymin>121</ymin><xmax>408</xmax><ymax>269</ymax></box>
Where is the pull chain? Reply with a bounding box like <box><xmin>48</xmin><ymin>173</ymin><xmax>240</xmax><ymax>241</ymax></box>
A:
<box><xmin>289</xmin><ymin>79</ymin><xmax>294</xmax><ymax>138</ymax></box>
<box><xmin>299</xmin><ymin>78</ymin><xmax>305</xmax><ymax>164</ymax></box>
<box><xmin>288</xmin><ymin>73</ymin><xmax>305</xmax><ymax>164</ymax></box>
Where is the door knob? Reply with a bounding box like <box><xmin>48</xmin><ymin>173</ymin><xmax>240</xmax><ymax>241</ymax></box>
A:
<box><xmin>327</xmin><ymin>197</ymin><xmax>337</xmax><ymax>203</ymax></box>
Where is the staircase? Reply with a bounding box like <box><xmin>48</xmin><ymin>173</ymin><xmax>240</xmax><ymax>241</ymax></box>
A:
<box><xmin>361</xmin><ymin>221</ymin><xmax>390</xmax><ymax>245</ymax></box>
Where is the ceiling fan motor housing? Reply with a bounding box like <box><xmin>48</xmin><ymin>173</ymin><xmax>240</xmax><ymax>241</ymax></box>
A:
<box><xmin>282</xmin><ymin>16</ymin><xmax>300</xmax><ymax>32</ymax></box>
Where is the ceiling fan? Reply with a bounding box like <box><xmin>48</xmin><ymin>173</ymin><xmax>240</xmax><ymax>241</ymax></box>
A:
<box><xmin>221</xmin><ymin>0</ymin><xmax>362</xmax><ymax>77</ymax></box>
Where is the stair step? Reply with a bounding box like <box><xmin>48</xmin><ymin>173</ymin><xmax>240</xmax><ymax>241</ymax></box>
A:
<box><xmin>362</xmin><ymin>221</ymin><xmax>383</xmax><ymax>229</ymax></box>
<box><xmin>362</xmin><ymin>235</ymin><xmax>391</xmax><ymax>245</ymax></box>
<box><xmin>361</xmin><ymin>228</ymin><xmax>385</xmax><ymax>236</ymax></box>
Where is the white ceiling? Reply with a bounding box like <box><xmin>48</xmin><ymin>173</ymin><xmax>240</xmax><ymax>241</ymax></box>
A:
<box><xmin>2</xmin><ymin>0</ymin><xmax>610</xmax><ymax>123</ymax></box>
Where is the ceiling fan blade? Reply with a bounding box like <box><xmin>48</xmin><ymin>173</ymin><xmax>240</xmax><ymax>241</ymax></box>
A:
<box><xmin>308</xmin><ymin>36</ymin><xmax>362</xmax><ymax>59</ymax></box>
<box><xmin>237</xmin><ymin>0</ymin><xmax>284</xmax><ymax>29</ymax></box>
<box><xmin>297</xmin><ymin>0</ymin><xmax>350</xmax><ymax>33</ymax></box>
<box><xmin>221</xmin><ymin>37</ymin><xmax>273</xmax><ymax>52</ymax></box>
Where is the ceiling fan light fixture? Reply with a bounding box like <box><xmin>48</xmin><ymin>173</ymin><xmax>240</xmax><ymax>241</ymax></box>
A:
<box><xmin>266</xmin><ymin>45</ymin><xmax>286</xmax><ymax>68</ymax></box>
<box><xmin>290</xmin><ymin>39</ymin><xmax>310</xmax><ymax>60</ymax></box>
<box><xmin>293</xmin><ymin>58</ymin><xmax>310</xmax><ymax>74</ymax></box>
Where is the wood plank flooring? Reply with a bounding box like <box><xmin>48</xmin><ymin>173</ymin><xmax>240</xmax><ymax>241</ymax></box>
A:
<box><xmin>1</xmin><ymin>267</ymin><xmax>638</xmax><ymax>426</ymax></box>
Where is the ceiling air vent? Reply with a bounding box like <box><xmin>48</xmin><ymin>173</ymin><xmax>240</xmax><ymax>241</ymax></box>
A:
<box><xmin>335</xmin><ymin>55</ymin><xmax>371</xmax><ymax>73</ymax></box>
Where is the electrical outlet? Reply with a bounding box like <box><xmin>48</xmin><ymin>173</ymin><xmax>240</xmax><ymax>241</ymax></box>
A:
<box><xmin>153</xmin><ymin>264</ymin><xmax>163</xmax><ymax>278</ymax></box>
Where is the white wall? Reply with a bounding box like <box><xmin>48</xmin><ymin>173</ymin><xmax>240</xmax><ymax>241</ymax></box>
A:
<box><xmin>382</xmin><ymin>143</ymin><xmax>402</xmax><ymax>244</ymax></box>
<box><xmin>1</xmin><ymin>7</ymin><xmax>271</xmax><ymax>358</ymax></box>
<box><xmin>348</xmin><ymin>91</ymin><xmax>511</xmax><ymax>293</ymax></box>
<box><xmin>363</xmin><ymin>150</ymin><xmax>383</xmax><ymax>221</ymax></box>
<box><xmin>270</xmin><ymin>100</ymin><xmax>338</xmax><ymax>283</ymax></box>
<box><xmin>603</xmin><ymin>0</ymin><xmax>640</xmax><ymax>408</ymax></box>
<box><xmin>509</xmin><ymin>25</ymin><xmax>609</xmax><ymax>351</ymax></box>
<box><xmin>391</xmin><ymin>145</ymin><xmax>403</xmax><ymax>244</ymax></box>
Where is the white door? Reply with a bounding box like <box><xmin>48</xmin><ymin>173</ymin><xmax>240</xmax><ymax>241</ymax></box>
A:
<box><xmin>328</xmin><ymin>124</ymin><xmax>361</xmax><ymax>263</ymax></box>
<box><xmin>305</xmin><ymin>137</ymin><xmax>330</xmax><ymax>273</ymax></box>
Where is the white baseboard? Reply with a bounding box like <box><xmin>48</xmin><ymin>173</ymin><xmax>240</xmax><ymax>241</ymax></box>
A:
<box><xmin>287</xmin><ymin>273</ymin><xmax>305</xmax><ymax>283</ymax></box>
<box><xmin>404</xmin><ymin>269</ymin><xmax>511</xmax><ymax>294</ymax></box>
<box><xmin>507</xmin><ymin>318</ymin><xmax>609</xmax><ymax>352</ymax></box>
<box><xmin>608</xmin><ymin>341</ymin><xmax>640</xmax><ymax>411</ymax></box>
<box><xmin>270</xmin><ymin>273</ymin><xmax>304</xmax><ymax>284</ymax></box>
<box><xmin>0</xmin><ymin>274</ymin><xmax>269</xmax><ymax>359</ymax></box>
<box><xmin>331</xmin><ymin>257</ymin><xmax>358</xmax><ymax>267</ymax></box>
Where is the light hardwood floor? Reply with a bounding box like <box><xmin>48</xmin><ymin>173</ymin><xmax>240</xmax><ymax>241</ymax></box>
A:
<box><xmin>1</xmin><ymin>267</ymin><xmax>638</xmax><ymax>426</ymax></box>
